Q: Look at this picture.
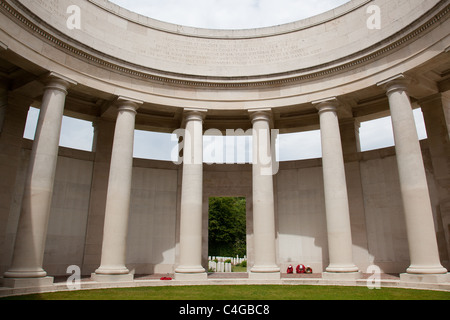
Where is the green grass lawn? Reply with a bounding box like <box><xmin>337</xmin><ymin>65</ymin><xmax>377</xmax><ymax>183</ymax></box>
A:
<box><xmin>231</xmin><ymin>265</ymin><xmax>247</xmax><ymax>272</ymax></box>
<box><xmin>2</xmin><ymin>285</ymin><xmax>449</xmax><ymax>300</ymax></box>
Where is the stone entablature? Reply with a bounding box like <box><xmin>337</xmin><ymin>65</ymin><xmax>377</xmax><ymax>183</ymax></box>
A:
<box><xmin>0</xmin><ymin>0</ymin><xmax>448</xmax><ymax>111</ymax></box>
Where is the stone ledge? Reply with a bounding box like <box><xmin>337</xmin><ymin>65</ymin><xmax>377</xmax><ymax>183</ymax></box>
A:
<box><xmin>90</xmin><ymin>273</ymin><xmax>134</xmax><ymax>283</ymax></box>
<box><xmin>322</xmin><ymin>272</ymin><xmax>363</xmax><ymax>281</ymax></box>
<box><xmin>400</xmin><ymin>273</ymin><xmax>450</xmax><ymax>284</ymax></box>
<box><xmin>1</xmin><ymin>275</ymin><xmax>449</xmax><ymax>298</ymax></box>
<box><xmin>1</xmin><ymin>276</ymin><xmax>54</xmax><ymax>289</ymax></box>
<box><xmin>248</xmin><ymin>272</ymin><xmax>281</xmax><ymax>280</ymax></box>
<box><xmin>174</xmin><ymin>273</ymin><xmax>208</xmax><ymax>281</ymax></box>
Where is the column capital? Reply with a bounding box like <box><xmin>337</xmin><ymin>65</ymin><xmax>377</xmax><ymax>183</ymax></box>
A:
<box><xmin>377</xmin><ymin>74</ymin><xmax>411</xmax><ymax>96</ymax></box>
<box><xmin>183</xmin><ymin>107</ymin><xmax>207</xmax><ymax>124</ymax></box>
<box><xmin>115</xmin><ymin>96</ymin><xmax>143</xmax><ymax>114</ymax></box>
<box><xmin>248</xmin><ymin>108</ymin><xmax>273</xmax><ymax>125</ymax></box>
<box><xmin>312</xmin><ymin>97</ymin><xmax>340</xmax><ymax>114</ymax></box>
<box><xmin>42</xmin><ymin>72</ymin><xmax>77</xmax><ymax>94</ymax></box>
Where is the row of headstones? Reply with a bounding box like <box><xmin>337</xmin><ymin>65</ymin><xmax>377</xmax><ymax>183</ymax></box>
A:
<box><xmin>208</xmin><ymin>255</ymin><xmax>247</xmax><ymax>273</ymax></box>
<box><xmin>208</xmin><ymin>260</ymin><xmax>232</xmax><ymax>273</ymax></box>
<box><xmin>208</xmin><ymin>256</ymin><xmax>247</xmax><ymax>265</ymax></box>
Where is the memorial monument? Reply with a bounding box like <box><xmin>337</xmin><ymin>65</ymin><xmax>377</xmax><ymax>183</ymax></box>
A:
<box><xmin>0</xmin><ymin>0</ymin><xmax>448</xmax><ymax>289</ymax></box>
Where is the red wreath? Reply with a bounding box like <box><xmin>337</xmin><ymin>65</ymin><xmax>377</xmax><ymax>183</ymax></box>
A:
<box><xmin>296</xmin><ymin>264</ymin><xmax>306</xmax><ymax>274</ymax></box>
<box><xmin>287</xmin><ymin>265</ymin><xmax>294</xmax><ymax>274</ymax></box>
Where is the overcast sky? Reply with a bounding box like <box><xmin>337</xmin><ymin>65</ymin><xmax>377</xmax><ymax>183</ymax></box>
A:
<box><xmin>108</xmin><ymin>0</ymin><xmax>351</xmax><ymax>29</ymax></box>
<box><xmin>23</xmin><ymin>0</ymin><xmax>428</xmax><ymax>162</ymax></box>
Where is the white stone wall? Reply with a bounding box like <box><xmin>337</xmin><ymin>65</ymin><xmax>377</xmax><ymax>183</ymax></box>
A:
<box><xmin>43</xmin><ymin>156</ymin><xmax>94</xmax><ymax>275</ymax></box>
<box><xmin>1</xmin><ymin>143</ymin><xmax>446</xmax><ymax>276</ymax></box>
<box><xmin>126</xmin><ymin>166</ymin><xmax>178</xmax><ymax>274</ymax></box>
<box><xmin>276</xmin><ymin>164</ymin><xmax>328</xmax><ymax>273</ymax></box>
<box><xmin>16</xmin><ymin>0</ymin><xmax>439</xmax><ymax>78</ymax></box>
<box><xmin>275</xmin><ymin>151</ymin><xmax>425</xmax><ymax>274</ymax></box>
<box><xmin>2</xmin><ymin>0</ymin><xmax>446</xmax><ymax>113</ymax></box>
<box><xmin>359</xmin><ymin>154</ymin><xmax>410</xmax><ymax>272</ymax></box>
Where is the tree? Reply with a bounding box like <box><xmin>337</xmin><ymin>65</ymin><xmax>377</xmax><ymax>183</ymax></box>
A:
<box><xmin>208</xmin><ymin>197</ymin><xmax>246</xmax><ymax>257</ymax></box>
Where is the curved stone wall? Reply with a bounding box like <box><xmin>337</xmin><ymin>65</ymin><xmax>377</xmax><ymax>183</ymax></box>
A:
<box><xmin>11</xmin><ymin>0</ymin><xmax>441</xmax><ymax>77</ymax></box>
<box><xmin>0</xmin><ymin>0</ymin><xmax>449</xmax><ymax>286</ymax></box>
<box><xmin>0</xmin><ymin>0</ymin><xmax>448</xmax><ymax>110</ymax></box>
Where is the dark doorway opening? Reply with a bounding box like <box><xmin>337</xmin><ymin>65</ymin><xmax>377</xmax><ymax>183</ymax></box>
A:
<box><xmin>208</xmin><ymin>197</ymin><xmax>247</xmax><ymax>272</ymax></box>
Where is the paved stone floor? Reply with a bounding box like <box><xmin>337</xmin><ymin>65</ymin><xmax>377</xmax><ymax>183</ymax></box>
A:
<box><xmin>52</xmin><ymin>272</ymin><xmax>401</xmax><ymax>283</ymax></box>
<box><xmin>2</xmin><ymin>271</ymin><xmax>449</xmax><ymax>298</ymax></box>
<box><xmin>134</xmin><ymin>272</ymin><xmax>401</xmax><ymax>280</ymax></box>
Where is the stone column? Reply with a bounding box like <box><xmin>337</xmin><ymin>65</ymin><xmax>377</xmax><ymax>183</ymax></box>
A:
<box><xmin>82</xmin><ymin>119</ymin><xmax>115</xmax><ymax>274</ymax></box>
<box><xmin>378</xmin><ymin>75</ymin><xmax>448</xmax><ymax>282</ymax></box>
<box><xmin>0</xmin><ymin>93</ymin><xmax>32</xmax><ymax>276</ymax></box>
<box><xmin>248</xmin><ymin>109</ymin><xmax>280</xmax><ymax>280</ymax></box>
<box><xmin>339</xmin><ymin>118</ymin><xmax>370</xmax><ymax>271</ymax></box>
<box><xmin>93</xmin><ymin>97</ymin><xmax>142</xmax><ymax>282</ymax></box>
<box><xmin>3</xmin><ymin>73</ymin><xmax>76</xmax><ymax>287</ymax></box>
<box><xmin>313</xmin><ymin>98</ymin><xmax>360</xmax><ymax>279</ymax></box>
<box><xmin>419</xmin><ymin>93</ymin><xmax>450</xmax><ymax>263</ymax></box>
<box><xmin>175</xmin><ymin>108</ymin><xmax>207</xmax><ymax>280</ymax></box>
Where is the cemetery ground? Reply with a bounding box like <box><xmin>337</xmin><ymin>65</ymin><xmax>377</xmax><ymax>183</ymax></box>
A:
<box><xmin>2</xmin><ymin>285</ymin><xmax>449</xmax><ymax>300</ymax></box>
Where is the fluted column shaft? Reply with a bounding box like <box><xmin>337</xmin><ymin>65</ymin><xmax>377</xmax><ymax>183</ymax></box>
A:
<box><xmin>175</xmin><ymin>109</ymin><xmax>207</xmax><ymax>277</ymax></box>
<box><xmin>4</xmin><ymin>73</ymin><xmax>76</xmax><ymax>279</ymax></box>
<box><xmin>314</xmin><ymin>98</ymin><xmax>359</xmax><ymax>274</ymax></box>
<box><xmin>379</xmin><ymin>75</ymin><xmax>447</xmax><ymax>275</ymax></box>
<box><xmin>95</xmin><ymin>97</ymin><xmax>141</xmax><ymax>276</ymax></box>
<box><xmin>249</xmin><ymin>109</ymin><xmax>280</xmax><ymax>278</ymax></box>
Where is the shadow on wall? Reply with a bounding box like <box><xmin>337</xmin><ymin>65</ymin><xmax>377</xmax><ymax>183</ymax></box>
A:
<box><xmin>276</xmin><ymin>150</ymin><xmax>414</xmax><ymax>275</ymax></box>
<box><xmin>5</xmin><ymin>146</ymin><xmax>440</xmax><ymax>277</ymax></box>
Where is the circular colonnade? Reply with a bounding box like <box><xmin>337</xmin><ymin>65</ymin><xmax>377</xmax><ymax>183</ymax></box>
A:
<box><xmin>0</xmin><ymin>0</ymin><xmax>449</xmax><ymax>295</ymax></box>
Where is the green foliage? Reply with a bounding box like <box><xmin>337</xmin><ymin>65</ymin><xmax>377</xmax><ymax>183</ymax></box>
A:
<box><xmin>238</xmin><ymin>260</ymin><xmax>247</xmax><ymax>268</ymax></box>
<box><xmin>208</xmin><ymin>197</ymin><xmax>246</xmax><ymax>257</ymax></box>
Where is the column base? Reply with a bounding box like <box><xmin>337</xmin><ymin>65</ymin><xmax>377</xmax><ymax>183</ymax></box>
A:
<box><xmin>406</xmin><ymin>265</ymin><xmax>448</xmax><ymax>274</ymax></box>
<box><xmin>400</xmin><ymin>273</ymin><xmax>450</xmax><ymax>284</ymax></box>
<box><xmin>3</xmin><ymin>268</ymin><xmax>48</xmax><ymax>279</ymax></box>
<box><xmin>94</xmin><ymin>266</ymin><xmax>130</xmax><ymax>275</ymax></box>
<box><xmin>249</xmin><ymin>265</ymin><xmax>281</xmax><ymax>280</ymax></box>
<box><xmin>325</xmin><ymin>264</ymin><xmax>360</xmax><ymax>273</ymax></box>
<box><xmin>91</xmin><ymin>273</ymin><xmax>134</xmax><ymax>283</ymax></box>
<box><xmin>1</xmin><ymin>276</ymin><xmax>54</xmax><ymax>288</ymax></box>
<box><xmin>174</xmin><ymin>272</ymin><xmax>208</xmax><ymax>281</ymax></box>
<box><xmin>322</xmin><ymin>271</ymin><xmax>362</xmax><ymax>281</ymax></box>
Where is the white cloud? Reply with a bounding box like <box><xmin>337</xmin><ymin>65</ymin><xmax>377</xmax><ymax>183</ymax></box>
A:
<box><xmin>134</xmin><ymin>130</ymin><xmax>178</xmax><ymax>161</ymax></box>
<box><xmin>360</xmin><ymin>116</ymin><xmax>395</xmax><ymax>152</ymax></box>
<box><xmin>108</xmin><ymin>0</ymin><xmax>351</xmax><ymax>29</ymax></box>
<box><xmin>277</xmin><ymin>131</ymin><xmax>322</xmax><ymax>161</ymax></box>
<box><xmin>23</xmin><ymin>107</ymin><xmax>94</xmax><ymax>152</ymax></box>
<box><xmin>359</xmin><ymin>109</ymin><xmax>427</xmax><ymax>152</ymax></box>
